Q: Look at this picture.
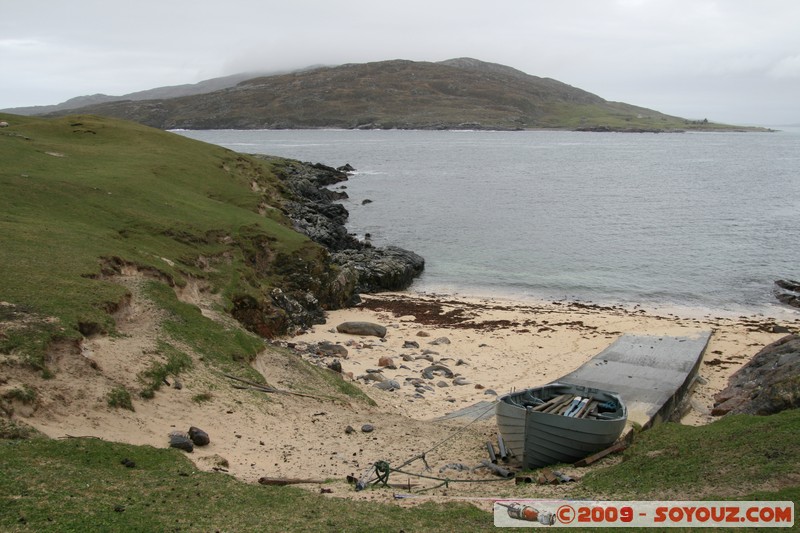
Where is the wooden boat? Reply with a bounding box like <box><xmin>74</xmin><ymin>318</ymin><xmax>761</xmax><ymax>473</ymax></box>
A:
<box><xmin>496</xmin><ymin>382</ymin><xmax>627</xmax><ymax>468</ymax></box>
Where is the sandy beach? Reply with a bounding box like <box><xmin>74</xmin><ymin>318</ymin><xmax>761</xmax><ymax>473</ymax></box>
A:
<box><xmin>16</xmin><ymin>288</ymin><xmax>798</xmax><ymax>507</ymax></box>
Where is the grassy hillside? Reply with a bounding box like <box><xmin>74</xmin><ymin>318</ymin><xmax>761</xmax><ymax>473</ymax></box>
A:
<box><xmin>0</xmin><ymin>113</ymin><xmax>339</xmax><ymax>371</ymax></box>
<box><xmin>48</xmin><ymin>58</ymin><xmax>761</xmax><ymax>132</ymax></box>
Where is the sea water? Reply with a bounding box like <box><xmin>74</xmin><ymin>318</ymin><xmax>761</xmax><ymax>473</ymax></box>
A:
<box><xmin>176</xmin><ymin>128</ymin><xmax>800</xmax><ymax>317</ymax></box>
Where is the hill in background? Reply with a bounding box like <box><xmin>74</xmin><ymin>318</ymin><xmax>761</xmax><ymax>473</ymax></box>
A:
<box><xmin>18</xmin><ymin>58</ymin><xmax>759</xmax><ymax>132</ymax></box>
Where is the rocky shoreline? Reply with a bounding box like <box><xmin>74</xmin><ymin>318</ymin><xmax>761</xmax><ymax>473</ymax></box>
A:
<box><xmin>266</xmin><ymin>156</ymin><xmax>425</xmax><ymax>314</ymax></box>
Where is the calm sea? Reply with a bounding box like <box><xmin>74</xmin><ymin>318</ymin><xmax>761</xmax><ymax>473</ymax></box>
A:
<box><xmin>176</xmin><ymin>128</ymin><xmax>800</xmax><ymax>318</ymax></box>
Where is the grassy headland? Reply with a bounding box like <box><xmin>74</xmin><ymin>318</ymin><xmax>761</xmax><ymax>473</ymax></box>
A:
<box><xmin>0</xmin><ymin>113</ymin><xmax>338</xmax><ymax>372</ymax></box>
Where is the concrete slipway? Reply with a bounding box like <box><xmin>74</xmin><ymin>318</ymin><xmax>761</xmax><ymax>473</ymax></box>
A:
<box><xmin>439</xmin><ymin>331</ymin><xmax>712</xmax><ymax>430</ymax></box>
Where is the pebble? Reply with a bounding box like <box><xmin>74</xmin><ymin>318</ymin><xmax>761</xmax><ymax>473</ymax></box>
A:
<box><xmin>378</xmin><ymin>356</ymin><xmax>396</xmax><ymax>369</ymax></box>
<box><xmin>484</xmin><ymin>389</ymin><xmax>498</xmax><ymax>396</ymax></box>
<box><xmin>403</xmin><ymin>340</ymin><xmax>420</xmax><ymax>349</ymax></box>
<box><xmin>188</xmin><ymin>426</ymin><xmax>210</xmax><ymax>446</ymax></box>
<box><xmin>374</xmin><ymin>380</ymin><xmax>400</xmax><ymax>391</ymax></box>
<box><xmin>437</xmin><ymin>381</ymin><xmax>449</xmax><ymax>388</ymax></box>
<box><xmin>361</xmin><ymin>424</ymin><xmax>374</xmax><ymax>433</ymax></box>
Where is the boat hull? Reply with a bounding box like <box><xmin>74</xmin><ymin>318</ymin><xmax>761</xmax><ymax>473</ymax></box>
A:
<box><xmin>496</xmin><ymin>383</ymin><xmax>627</xmax><ymax>468</ymax></box>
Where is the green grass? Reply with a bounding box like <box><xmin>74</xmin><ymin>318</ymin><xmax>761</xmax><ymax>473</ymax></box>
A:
<box><xmin>0</xmin><ymin>438</ymin><xmax>491</xmax><ymax>532</ymax></box>
<box><xmin>137</xmin><ymin>340</ymin><xmax>193</xmax><ymax>399</ymax></box>
<box><xmin>2</xmin><ymin>385</ymin><xmax>37</xmax><ymax>405</ymax></box>
<box><xmin>142</xmin><ymin>281</ymin><xmax>264</xmax><ymax>380</ymax></box>
<box><xmin>581</xmin><ymin>409</ymin><xmax>800</xmax><ymax>499</ymax></box>
<box><xmin>106</xmin><ymin>387</ymin><xmax>134</xmax><ymax>411</ymax></box>
<box><xmin>0</xmin><ymin>113</ymin><xmax>326</xmax><ymax>371</ymax></box>
<box><xmin>270</xmin><ymin>346</ymin><xmax>377</xmax><ymax>406</ymax></box>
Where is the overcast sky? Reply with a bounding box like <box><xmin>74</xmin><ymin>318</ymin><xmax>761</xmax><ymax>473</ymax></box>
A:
<box><xmin>2</xmin><ymin>0</ymin><xmax>799</xmax><ymax>125</ymax></box>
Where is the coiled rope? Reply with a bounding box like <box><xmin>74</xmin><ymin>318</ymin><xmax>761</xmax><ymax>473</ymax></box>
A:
<box><xmin>357</xmin><ymin>401</ymin><xmax>513</xmax><ymax>491</ymax></box>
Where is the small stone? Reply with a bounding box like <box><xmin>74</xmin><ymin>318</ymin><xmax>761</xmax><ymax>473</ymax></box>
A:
<box><xmin>120</xmin><ymin>458</ymin><xmax>136</xmax><ymax>468</ymax></box>
<box><xmin>453</xmin><ymin>377</ymin><xmax>470</xmax><ymax>386</ymax></box>
<box><xmin>401</xmin><ymin>354</ymin><xmax>415</xmax><ymax>362</ymax></box>
<box><xmin>474</xmin><ymin>383</ymin><xmax>485</xmax><ymax>390</ymax></box>
<box><xmin>403</xmin><ymin>340</ymin><xmax>420</xmax><ymax>349</ymax></box>
<box><xmin>378</xmin><ymin>356</ymin><xmax>395</xmax><ymax>368</ymax></box>
<box><xmin>173</xmin><ymin>378</ymin><xmax>183</xmax><ymax>390</ymax></box>
<box><xmin>188</xmin><ymin>426</ymin><xmax>210</xmax><ymax>446</ymax></box>
<box><xmin>345</xmin><ymin>425</ymin><xmax>355</xmax><ymax>434</ymax></box>
<box><xmin>318</xmin><ymin>341</ymin><xmax>349</xmax><ymax>358</ymax></box>
<box><xmin>374</xmin><ymin>380</ymin><xmax>400</xmax><ymax>391</ymax></box>
<box><xmin>430</xmin><ymin>336</ymin><xmax>451</xmax><ymax>345</ymax></box>
<box><xmin>327</xmin><ymin>359</ymin><xmax>343</xmax><ymax>373</ymax></box>
<box><xmin>416</xmin><ymin>331</ymin><xmax>430</xmax><ymax>337</ymax></box>
<box><xmin>168</xmin><ymin>431</ymin><xmax>193</xmax><ymax>452</ymax></box>
<box><xmin>484</xmin><ymin>389</ymin><xmax>498</xmax><ymax>396</ymax></box>
<box><xmin>456</xmin><ymin>359</ymin><xmax>468</xmax><ymax>366</ymax></box>
<box><xmin>361</xmin><ymin>424</ymin><xmax>374</xmax><ymax>433</ymax></box>
<box><xmin>437</xmin><ymin>381</ymin><xmax>449</xmax><ymax>388</ymax></box>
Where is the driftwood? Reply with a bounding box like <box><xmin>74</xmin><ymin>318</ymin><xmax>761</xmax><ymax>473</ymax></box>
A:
<box><xmin>223</xmin><ymin>373</ymin><xmax>329</xmax><ymax>401</ymax></box>
<box><xmin>573</xmin><ymin>441</ymin><xmax>628</xmax><ymax>467</ymax></box>
<box><xmin>259</xmin><ymin>477</ymin><xmax>328</xmax><ymax>486</ymax></box>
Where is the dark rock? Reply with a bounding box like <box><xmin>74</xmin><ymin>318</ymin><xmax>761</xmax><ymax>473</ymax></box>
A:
<box><xmin>774</xmin><ymin>279</ymin><xmax>800</xmax><ymax>308</ymax></box>
<box><xmin>270</xmin><ymin>158</ymin><xmax>424</xmax><ymax>295</ymax></box>
<box><xmin>422</xmin><ymin>364</ymin><xmax>454</xmax><ymax>380</ymax></box>
<box><xmin>188</xmin><ymin>426</ymin><xmax>210</xmax><ymax>446</ymax></box>
<box><xmin>713</xmin><ymin>334</ymin><xmax>800</xmax><ymax>416</ymax></box>
<box><xmin>345</xmin><ymin>425</ymin><xmax>355</xmax><ymax>434</ymax></box>
<box><xmin>403</xmin><ymin>340</ymin><xmax>420</xmax><ymax>349</ymax></box>
<box><xmin>120</xmin><ymin>458</ymin><xmax>136</xmax><ymax>468</ymax></box>
<box><xmin>327</xmin><ymin>359</ymin><xmax>343</xmax><ymax>373</ymax></box>
<box><xmin>336</xmin><ymin>321</ymin><xmax>387</xmax><ymax>338</ymax></box>
<box><xmin>374</xmin><ymin>380</ymin><xmax>400</xmax><ymax>391</ymax></box>
<box><xmin>337</xmin><ymin>163</ymin><xmax>355</xmax><ymax>172</ymax></box>
<box><xmin>169</xmin><ymin>432</ymin><xmax>194</xmax><ymax>452</ymax></box>
<box><xmin>361</xmin><ymin>424</ymin><xmax>374</xmax><ymax>433</ymax></box>
<box><xmin>317</xmin><ymin>341</ymin><xmax>349</xmax><ymax>358</ymax></box>
<box><xmin>172</xmin><ymin>378</ymin><xmax>183</xmax><ymax>390</ymax></box>
<box><xmin>362</xmin><ymin>199</ymin><xmax>373</xmax><ymax>205</ymax></box>
<box><xmin>331</xmin><ymin>246</ymin><xmax>425</xmax><ymax>293</ymax></box>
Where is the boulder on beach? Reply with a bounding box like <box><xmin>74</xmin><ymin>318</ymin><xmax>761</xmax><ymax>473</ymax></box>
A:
<box><xmin>336</xmin><ymin>321</ymin><xmax>387</xmax><ymax>338</ymax></box>
<box><xmin>188</xmin><ymin>426</ymin><xmax>210</xmax><ymax>446</ymax></box>
<box><xmin>712</xmin><ymin>334</ymin><xmax>800</xmax><ymax>416</ymax></box>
